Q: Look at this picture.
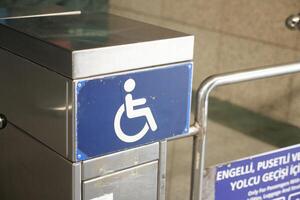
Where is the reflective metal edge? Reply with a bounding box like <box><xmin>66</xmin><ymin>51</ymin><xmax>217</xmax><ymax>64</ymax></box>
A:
<box><xmin>158</xmin><ymin>141</ymin><xmax>167</xmax><ymax>200</ymax></box>
<box><xmin>73</xmin><ymin>162</ymin><xmax>82</xmax><ymax>200</ymax></box>
<box><xmin>82</xmin><ymin>142</ymin><xmax>159</xmax><ymax>180</ymax></box>
<box><xmin>74</xmin><ymin>61</ymin><xmax>193</xmax><ymax>82</ymax></box>
<box><xmin>0</xmin><ymin>10</ymin><xmax>81</xmax><ymax>20</ymax></box>
<box><xmin>0</xmin><ymin>12</ymin><xmax>194</xmax><ymax>79</ymax></box>
<box><xmin>82</xmin><ymin>161</ymin><xmax>158</xmax><ymax>200</ymax></box>
<box><xmin>72</xmin><ymin>35</ymin><xmax>194</xmax><ymax>79</ymax></box>
<box><xmin>70</xmin><ymin>80</ymin><xmax>77</xmax><ymax>161</ymax></box>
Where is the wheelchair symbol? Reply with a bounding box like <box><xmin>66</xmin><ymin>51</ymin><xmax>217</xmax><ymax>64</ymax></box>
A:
<box><xmin>114</xmin><ymin>78</ymin><xmax>158</xmax><ymax>143</ymax></box>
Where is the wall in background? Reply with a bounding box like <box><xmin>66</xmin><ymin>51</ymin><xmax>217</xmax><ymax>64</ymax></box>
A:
<box><xmin>108</xmin><ymin>2</ymin><xmax>300</xmax><ymax>199</ymax></box>
<box><xmin>109</xmin><ymin>0</ymin><xmax>300</xmax><ymax>127</ymax></box>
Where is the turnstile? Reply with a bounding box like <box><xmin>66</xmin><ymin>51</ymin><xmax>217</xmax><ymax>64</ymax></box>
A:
<box><xmin>0</xmin><ymin>12</ymin><xmax>194</xmax><ymax>200</ymax></box>
<box><xmin>2</xmin><ymin>8</ymin><xmax>300</xmax><ymax>200</ymax></box>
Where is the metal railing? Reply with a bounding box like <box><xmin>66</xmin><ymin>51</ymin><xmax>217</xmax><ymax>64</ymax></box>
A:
<box><xmin>189</xmin><ymin>62</ymin><xmax>300</xmax><ymax>200</ymax></box>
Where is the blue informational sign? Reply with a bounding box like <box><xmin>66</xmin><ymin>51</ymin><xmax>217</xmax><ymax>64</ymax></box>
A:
<box><xmin>75</xmin><ymin>63</ymin><xmax>193</xmax><ymax>161</ymax></box>
<box><xmin>212</xmin><ymin>144</ymin><xmax>300</xmax><ymax>200</ymax></box>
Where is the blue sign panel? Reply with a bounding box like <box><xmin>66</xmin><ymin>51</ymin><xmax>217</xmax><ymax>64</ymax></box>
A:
<box><xmin>76</xmin><ymin>63</ymin><xmax>193</xmax><ymax>161</ymax></box>
<box><xmin>212</xmin><ymin>145</ymin><xmax>300</xmax><ymax>200</ymax></box>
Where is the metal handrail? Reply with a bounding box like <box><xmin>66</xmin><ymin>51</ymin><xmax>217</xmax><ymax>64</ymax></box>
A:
<box><xmin>190</xmin><ymin>62</ymin><xmax>300</xmax><ymax>200</ymax></box>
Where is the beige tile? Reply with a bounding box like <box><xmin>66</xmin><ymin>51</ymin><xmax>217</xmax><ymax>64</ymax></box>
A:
<box><xmin>221</xmin><ymin>0</ymin><xmax>300</xmax><ymax>49</ymax></box>
<box><xmin>218</xmin><ymin>34</ymin><xmax>298</xmax><ymax>72</ymax></box>
<box><xmin>287</xmin><ymin>76</ymin><xmax>300</xmax><ymax>127</ymax></box>
<box><xmin>109</xmin><ymin>7</ymin><xmax>164</xmax><ymax>24</ymax></box>
<box><xmin>287</xmin><ymin>35</ymin><xmax>300</xmax><ymax>127</ymax></box>
<box><xmin>109</xmin><ymin>0</ymin><xmax>162</xmax><ymax>17</ymax></box>
<box><xmin>284</xmin><ymin>35</ymin><xmax>300</xmax><ymax>126</ymax></box>
<box><xmin>192</xmin><ymin>30</ymin><xmax>221</xmax><ymax>90</ymax></box>
<box><xmin>213</xmin><ymin>35</ymin><xmax>297</xmax><ymax>122</ymax></box>
<box><xmin>296</xmin><ymin>35</ymin><xmax>300</xmax><ymax>52</ymax></box>
<box><xmin>161</xmin><ymin>0</ymin><xmax>225</xmax><ymax>31</ymax></box>
<box><xmin>287</xmin><ymin>47</ymin><xmax>300</xmax><ymax>127</ymax></box>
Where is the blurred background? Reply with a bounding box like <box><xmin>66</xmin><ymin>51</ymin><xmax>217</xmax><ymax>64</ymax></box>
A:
<box><xmin>1</xmin><ymin>1</ymin><xmax>300</xmax><ymax>199</ymax></box>
<box><xmin>107</xmin><ymin>2</ymin><xmax>300</xmax><ymax>199</ymax></box>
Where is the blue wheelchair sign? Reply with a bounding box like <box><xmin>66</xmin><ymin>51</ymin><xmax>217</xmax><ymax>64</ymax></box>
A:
<box><xmin>76</xmin><ymin>62</ymin><xmax>193</xmax><ymax>161</ymax></box>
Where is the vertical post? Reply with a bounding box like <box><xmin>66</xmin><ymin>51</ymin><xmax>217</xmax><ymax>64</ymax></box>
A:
<box><xmin>191</xmin><ymin>134</ymin><xmax>205</xmax><ymax>200</ymax></box>
<box><xmin>158</xmin><ymin>140</ymin><xmax>168</xmax><ymax>200</ymax></box>
<box><xmin>191</xmin><ymin>79</ymin><xmax>212</xmax><ymax>200</ymax></box>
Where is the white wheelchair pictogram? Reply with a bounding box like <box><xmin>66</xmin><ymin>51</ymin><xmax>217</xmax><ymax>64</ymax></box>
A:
<box><xmin>114</xmin><ymin>78</ymin><xmax>158</xmax><ymax>143</ymax></box>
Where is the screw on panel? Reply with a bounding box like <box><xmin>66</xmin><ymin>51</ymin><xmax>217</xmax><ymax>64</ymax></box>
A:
<box><xmin>0</xmin><ymin>114</ymin><xmax>7</xmax><ymax>130</ymax></box>
<box><xmin>286</xmin><ymin>14</ymin><xmax>300</xmax><ymax>30</ymax></box>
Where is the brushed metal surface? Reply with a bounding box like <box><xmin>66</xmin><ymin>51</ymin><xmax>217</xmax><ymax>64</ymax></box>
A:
<box><xmin>73</xmin><ymin>159</ymin><xmax>82</xmax><ymax>200</ymax></box>
<box><xmin>83</xmin><ymin>161</ymin><xmax>158</xmax><ymax>200</ymax></box>
<box><xmin>0</xmin><ymin>48</ymin><xmax>74</xmax><ymax>160</ymax></box>
<box><xmin>158</xmin><ymin>141</ymin><xmax>167</xmax><ymax>200</ymax></box>
<box><xmin>82</xmin><ymin>142</ymin><xmax>159</xmax><ymax>180</ymax></box>
<box><xmin>0</xmin><ymin>10</ymin><xmax>81</xmax><ymax>20</ymax></box>
<box><xmin>0</xmin><ymin>123</ymin><xmax>81</xmax><ymax>200</ymax></box>
<box><xmin>0</xmin><ymin>12</ymin><xmax>194</xmax><ymax>79</ymax></box>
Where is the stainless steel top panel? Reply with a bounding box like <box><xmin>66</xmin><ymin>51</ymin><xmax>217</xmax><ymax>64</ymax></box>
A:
<box><xmin>0</xmin><ymin>12</ymin><xmax>194</xmax><ymax>79</ymax></box>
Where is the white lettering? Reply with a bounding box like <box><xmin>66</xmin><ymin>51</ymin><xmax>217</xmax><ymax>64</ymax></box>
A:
<box><xmin>230</xmin><ymin>176</ymin><xmax>260</xmax><ymax>191</ymax></box>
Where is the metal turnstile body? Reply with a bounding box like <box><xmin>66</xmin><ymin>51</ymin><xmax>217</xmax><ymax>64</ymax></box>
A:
<box><xmin>0</xmin><ymin>12</ymin><xmax>194</xmax><ymax>200</ymax></box>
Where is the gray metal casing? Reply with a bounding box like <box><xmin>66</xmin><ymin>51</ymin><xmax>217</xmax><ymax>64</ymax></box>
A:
<box><xmin>0</xmin><ymin>124</ymin><xmax>81</xmax><ymax>200</ymax></box>
<box><xmin>0</xmin><ymin>12</ymin><xmax>194</xmax><ymax>200</ymax></box>
<box><xmin>0</xmin><ymin>12</ymin><xmax>194</xmax><ymax>161</ymax></box>
<box><xmin>0</xmin><ymin>122</ymin><xmax>162</xmax><ymax>200</ymax></box>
